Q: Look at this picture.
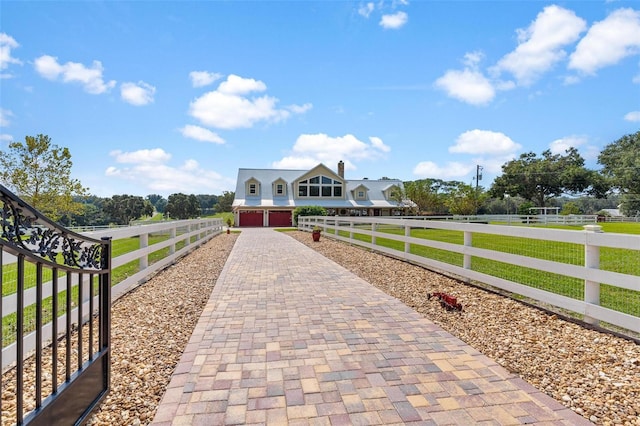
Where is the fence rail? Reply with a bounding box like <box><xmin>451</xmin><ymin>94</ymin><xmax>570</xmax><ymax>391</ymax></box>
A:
<box><xmin>1</xmin><ymin>185</ymin><xmax>112</xmax><ymax>425</ymax></box>
<box><xmin>1</xmin><ymin>182</ymin><xmax>223</xmax><ymax>424</ymax></box>
<box><xmin>298</xmin><ymin>216</ymin><xmax>640</xmax><ymax>337</ymax></box>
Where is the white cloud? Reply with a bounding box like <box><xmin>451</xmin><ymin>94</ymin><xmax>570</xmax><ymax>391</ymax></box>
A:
<box><xmin>493</xmin><ymin>5</ymin><xmax>586</xmax><ymax>86</ymax></box>
<box><xmin>450</xmin><ymin>130</ymin><xmax>521</xmax><ymax>155</ymax></box>
<box><xmin>121</xmin><ymin>81</ymin><xmax>156</xmax><ymax>106</ymax></box>
<box><xmin>0</xmin><ymin>134</ymin><xmax>12</xmax><ymax>143</ymax></box>
<box><xmin>412</xmin><ymin>161</ymin><xmax>475</xmax><ymax>179</ymax></box>
<box><xmin>271</xmin><ymin>156</ymin><xmax>328</xmax><ymax>170</ymax></box>
<box><xmin>106</xmin><ymin>148</ymin><xmax>233</xmax><ymax>194</ymax></box>
<box><xmin>380</xmin><ymin>11</ymin><xmax>408</xmax><ymax>29</ymax></box>
<box><xmin>180</xmin><ymin>124</ymin><xmax>225</xmax><ymax>144</ymax></box>
<box><xmin>369</xmin><ymin>136</ymin><xmax>391</xmax><ymax>153</ymax></box>
<box><xmin>358</xmin><ymin>2</ymin><xmax>375</xmax><ymax>18</ymax></box>
<box><xmin>34</xmin><ymin>55</ymin><xmax>116</xmax><ymax>94</ymax></box>
<box><xmin>549</xmin><ymin>135</ymin><xmax>599</xmax><ymax>160</ymax></box>
<box><xmin>189</xmin><ymin>71</ymin><xmax>223</xmax><ymax>88</ymax></box>
<box><xmin>110</xmin><ymin>148</ymin><xmax>171</xmax><ymax>164</ymax></box>
<box><xmin>287</xmin><ymin>103</ymin><xmax>313</xmax><ymax>114</ymax></box>
<box><xmin>548</xmin><ymin>135</ymin><xmax>587</xmax><ymax>154</ymax></box>
<box><xmin>189</xmin><ymin>74</ymin><xmax>310</xmax><ymax>129</ymax></box>
<box><xmin>0</xmin><ymin>108</ymin><xmax>14</xmax><ymax>127</ymax></box>
<box><xmin>218</xmin><ymin>74</ymin><xmax>266</xmax><ymax>95</ymax></box>
<box><xmin>272</xmin><ymin>133</ymin><xmax>390</xmax><ymax>170</ymax></box>
<box><xmin>434</xmin><ymin>69</ymin><xmax>495</xmax><ymax>105</ymax></box>
<box><xmin>463</xmin><ymin>51</ymin><xmax>484</xmax><ymax>67</ymax></box>
<box><xmin>624</xmin><ymin>111</ymin><xmax>640</xmax><ymax>122</ymax></box>
<box><xmin>569</xmin><ymin>8</ymin><xmax>640</xmax><ymax>75</ymax></box>
<box><xmin>0</xmin><ymin>33</ymin><xmax>22</xmax><ymax>74</ymax></box>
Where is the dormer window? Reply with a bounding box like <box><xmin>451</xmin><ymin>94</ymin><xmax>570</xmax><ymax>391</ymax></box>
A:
<box><xmin>353</xmin><ymin>184</ymin><xmax>369</xmax><ymax>200</ymax></box>
<box><xmin>383</xmin><ymin>184</ymin><xmax>401</xmax><ymax>201</ymax></box>
<box><xmin>245</xmin><ymin>178</ymin><xmax>261</xmax><ymax>196</ymax></box>
<box><xmin>272</xmin><ymin>179</ymin><xmax>288</xmax><ymax>197</ymax></box>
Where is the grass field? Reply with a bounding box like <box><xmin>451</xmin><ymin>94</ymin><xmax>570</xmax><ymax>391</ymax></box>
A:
<box><xmin>2</xmin><ymin>231</ymin><xmax>193</xmax><ymax>347</ymax></box>
<box><xmin>334</xmin><ymin>221</ymin><xmax>640</xmax><ymax>319</ymax></box>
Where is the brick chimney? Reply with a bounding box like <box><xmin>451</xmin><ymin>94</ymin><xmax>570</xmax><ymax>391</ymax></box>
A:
<box><xmin>337</xmin><ymin>160</ymin><xmax>344</xmax><ymax>178</ymax></box>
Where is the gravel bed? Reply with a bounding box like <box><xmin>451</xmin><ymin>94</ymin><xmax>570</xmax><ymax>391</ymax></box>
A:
<box><xmin>288</xmin><ymin>231</ymin><xmax>639</xmax><ymax>426</ymax></box>
<box><xmin>3</xmin><ymin>230</ymin><xmax>638</xmax><ymax>425</ymax></box>
<box><xmin>86</xmin><ymin>233</ymin><xmax>238</xmax><ymax>426</ymax></box>
<box><xmin>1</xmin><ymin>233</ymin><xmax>237</xmax><ymax>426</ymax></box>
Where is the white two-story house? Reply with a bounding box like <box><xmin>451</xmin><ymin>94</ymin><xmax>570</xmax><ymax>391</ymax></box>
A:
<box><xmin>232</xmin><ymin>161</ymin><xmax>408</xmax><ymax>227</ymax></box>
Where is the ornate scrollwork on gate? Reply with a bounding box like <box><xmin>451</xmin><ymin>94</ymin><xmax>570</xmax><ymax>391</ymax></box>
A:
<box><xmin>0</xmin><ymin>185</ymin><xmax>104</xmax><ymax>270</ymax></box>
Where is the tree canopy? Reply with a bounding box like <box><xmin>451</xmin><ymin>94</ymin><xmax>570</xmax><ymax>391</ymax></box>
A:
<box><xmin>598</xmin><ymin>130</ymin><xmax>640</xmax><ymax>216</ymax></box>
<box><xmin>214</xmin><ymin>191</ymin><xmax>234</xmax><ymax>213</ymax></box>
<box><xmin>489</xmin><ymin>148</ymin><xmax>604</xmax><ymax>207</ymax></box>
<box><xmin>103</xmin><ymin>194</ymin><xmax>153</xmax><ymax>225</ymax></box>
<box><xmin>0</xmin><ymin>134</ymin><xmax>88</xmax><ymax>221</ymax></box>
<box><xmin>165</xmin><ymin>193</ymin><xmax>201</xmax><ymax>219</ymax></box>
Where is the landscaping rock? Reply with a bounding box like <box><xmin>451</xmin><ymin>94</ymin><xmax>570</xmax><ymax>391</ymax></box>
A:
<box><xmin>289</xmin><ymin>231</ymin><xmax>639</xmax><ymax>426</ymax></box>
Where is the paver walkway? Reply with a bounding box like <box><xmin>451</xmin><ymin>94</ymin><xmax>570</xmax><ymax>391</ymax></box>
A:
<box><xmin>152</xmin><ymin>229</ymin><xmax>591</xmax><ymax>425</ymax></box>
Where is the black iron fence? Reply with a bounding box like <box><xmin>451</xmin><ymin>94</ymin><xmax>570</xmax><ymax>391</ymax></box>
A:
<box><xmin>1</xmin><ymin>184</ymin><xmax>111</xmax><ymax>425</ymax></box>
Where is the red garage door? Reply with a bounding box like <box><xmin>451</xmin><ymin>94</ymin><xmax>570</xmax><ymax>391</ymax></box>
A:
<box><xmin>239</xmin><ymin>211</ymin><xmax>263</xmax><ymax>227</ymax></box>
<box><xmin>269</xmin><ymin>211</ymin><xmax>292</xmax><ymax>227</ymax></box>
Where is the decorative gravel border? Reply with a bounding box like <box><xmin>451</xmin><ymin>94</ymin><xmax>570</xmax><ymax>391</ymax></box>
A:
<box><xmin>3</xmin><ymin>231</ymin><xmax>638</xmax><ymax>425</ymax></box>
<box><xmin>288</xmin><ymin>231</ymin><xmax>639</xmax><ymax>425</ymax></box>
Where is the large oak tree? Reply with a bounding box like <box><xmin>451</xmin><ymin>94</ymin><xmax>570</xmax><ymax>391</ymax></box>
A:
<box><xmin>489</xmin><ymin>148</ymin><xmax>605</xmax><ymax>207</ymax></box>
<box><xmin>598</xmin><ymin>130</ymin><xmax>640</xmax><ymax>216</ymax></box>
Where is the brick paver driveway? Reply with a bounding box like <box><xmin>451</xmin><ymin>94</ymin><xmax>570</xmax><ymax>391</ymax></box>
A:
<box><xmin>152</xmin><ymin>228</ymin><xmax>590</xmax><ymax>425</ymax></box>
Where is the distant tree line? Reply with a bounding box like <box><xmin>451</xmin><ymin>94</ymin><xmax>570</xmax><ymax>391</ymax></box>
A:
<box><xmin>58</xmin><ymin>191</ymin><xmax>236</xmax><ymax>226</ymax></box>
<box><xmin>396</xmin><ymin>130</ymin><xmax>639</xmax><ymax>217</ymax></box>
<box><xmin>2</xmin><ymin>130</ymin><xmax>637</xmax><ymax>225</ymax></box>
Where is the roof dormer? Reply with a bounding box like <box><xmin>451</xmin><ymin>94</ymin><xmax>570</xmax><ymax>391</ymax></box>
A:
<box><xmin>245</xmin><ymin>177</ymin><xmax>261</xmax><ymax>197</ymax></box>
<box><xmin>352</xmin><ymin>184</ymin><xmax>370</xmax><ymax>201</ymax></box>
<box><xmin>382</xmin><ymin>184</ymin><xmax>402</xmax><ymax>201</ymax></box>
<box><xmin>272</xmin><ymin>178</ymin><xmax>288</xmax><ymax>197</ymax></box>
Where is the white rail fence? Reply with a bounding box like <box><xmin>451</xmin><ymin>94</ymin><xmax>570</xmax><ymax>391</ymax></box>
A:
<box><xmin>2</xmin><ymin>218</ymin><xmax>223</xmax><ymax>370</ymax></box>
<box><xmin>298</xmin><ymin>216</ymin><xmax>640</xmax><ymax>337</ymax></box>
<box><xmin>398</xmin><ymin>214</ymin><xmax>598</xmax><ymax>225</ymax></box>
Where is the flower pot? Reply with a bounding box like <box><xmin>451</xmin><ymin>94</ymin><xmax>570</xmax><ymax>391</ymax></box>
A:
<box><xmin>312</xmin><ymin>231</ymin><xmax>321</xmax><ymax>242</ymax></box>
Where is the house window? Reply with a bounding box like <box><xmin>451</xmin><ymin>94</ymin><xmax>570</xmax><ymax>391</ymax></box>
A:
<box><xmin>357</xmin><ymin>191</ymin><xmax>365</xmax><ymax>199</ymax></box>
<box><xmin>297</xmin><ymin>175</ymin><xmax>343</xmax><ymax>198</ymax></box>
<box><xmin>249</xmin><ymin>183</ymin><xmax>257</xmax><ymax>195</ymax></box>
<box><xmin>276</xmin><ymin>184</ymin><xmax>284</xmax><ymax>195</ymax></box>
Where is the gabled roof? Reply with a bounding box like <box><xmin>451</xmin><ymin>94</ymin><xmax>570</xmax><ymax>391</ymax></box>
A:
<box><xmin>232</xmin><ymin>165</ymin><xmax>405</xmax><ymax>209</ymax></box>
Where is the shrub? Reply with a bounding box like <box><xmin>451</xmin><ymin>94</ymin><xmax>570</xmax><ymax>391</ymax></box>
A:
<box><xmin>293</xmin><ymin>205</ymin><xmax>327</xmax><ymax>225</ymax></box>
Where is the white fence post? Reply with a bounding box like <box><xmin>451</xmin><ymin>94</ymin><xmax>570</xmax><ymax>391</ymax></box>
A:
<box><xmin>584</xmin><ymin>224</ymin><xmax>603</xmax><ymax>325</ymax></box>
<box><xmin>404</xmin><ymin>223</ymin><xmax>410</xmax><ymax>254</ymax></box>
<box><xmin>371</xmin><ymin>222</ymin><xmax>377</xmax><ymax>246</ymax></box>
<box><xmin>463</xmin><ymin>231</ymin><xmax>472</xmax><ymax>270</ymax></box>
<box><xmin>170</xmin><ymin>226</ymin><xmax>176</xmax><ymax>255</ymax></box>
<box><xmin>350</xmin><ymin>221</ymin><xmax>354</xmax><ymax>241</ymax></box>
<box><xmin>139</xmin><ymin>231</ymin><xmax>149</xmax><ymax>271</ymax></box>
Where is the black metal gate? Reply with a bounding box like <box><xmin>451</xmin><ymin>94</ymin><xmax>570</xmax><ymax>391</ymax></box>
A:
<box><xmin>1</xmin><ymin>184</ymin><xmax>111</xmax><ymax>425</ymax></box>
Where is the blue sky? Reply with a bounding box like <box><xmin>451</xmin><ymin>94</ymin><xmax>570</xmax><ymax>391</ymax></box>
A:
<box><xmin>1</xmin><ymin>1</ymin><xmax>639</xmax><ymax>198</ymax></box>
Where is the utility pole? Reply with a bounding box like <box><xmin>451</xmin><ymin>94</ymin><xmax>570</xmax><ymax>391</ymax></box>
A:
<box><xmin>475</xmin><ymin>165</ymin><xmax>483</xmax><ymax>192</ymax></box>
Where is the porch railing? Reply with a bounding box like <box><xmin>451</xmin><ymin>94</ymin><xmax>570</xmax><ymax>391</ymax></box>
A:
<box><xmin>1</xmin><ymin>184</ymin><xmax>111</xmax><ymax>425</ymax></box>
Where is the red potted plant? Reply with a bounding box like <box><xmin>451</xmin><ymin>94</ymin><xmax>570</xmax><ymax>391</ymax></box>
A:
<box><xmin>312</xmin><ymin>226</ymin><xmax>321</xmax><ymax>242</ymax></box>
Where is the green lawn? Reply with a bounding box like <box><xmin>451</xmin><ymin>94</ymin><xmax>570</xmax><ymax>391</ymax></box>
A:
<box><xmin>2</xmin><ymin>232</ymin><xmax>189</xmax><ymax>347</ymax></box>
<box><xmin>337</xmin><ymin>222</ymin><xmax>640</xmax><ymax>318</ymax></box>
